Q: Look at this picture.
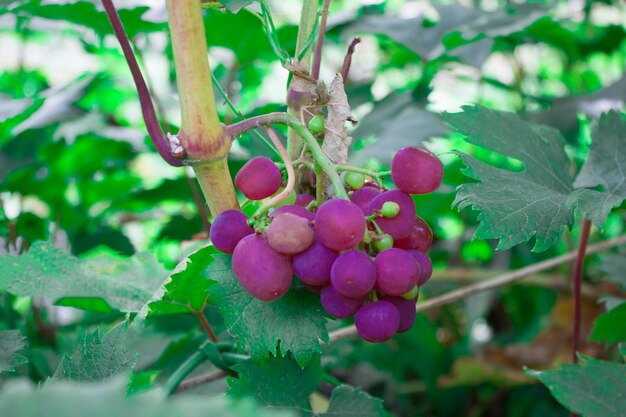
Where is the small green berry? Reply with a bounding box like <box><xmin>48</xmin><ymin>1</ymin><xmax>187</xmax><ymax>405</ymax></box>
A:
<box><xmin>401</xmin><ymin>286</ymin><xmax>419</xmax><ymax>300</ymax></box>
<box><xmin>308</xmin><ymin>115</ymin><xmax>325</xmax><ymax>135</ymax></box>
<box><xmin>373</xmin><ymin>234</ymin><xmax>393</xmax><ymax>252</ymax></box>
<box><xmin>344</xmin><ymin>172</ymin><xmax>365</xmax><ymax>190</ymax></box>
<box><xmin>381</xmin><ymin>201</ymin><xmax>400</xmax><ymax>218</ymax></box>
<box><xmin>362</xmin><ymin>229</ymin><xmax>372</xmax><ymax>244</ymax></box>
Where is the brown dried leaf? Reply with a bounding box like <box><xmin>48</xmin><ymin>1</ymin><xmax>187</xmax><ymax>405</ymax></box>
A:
<box><xmin>322</xmin><ymin>74</ymin><xmax>356</xmax><ymax>165</ymax></box>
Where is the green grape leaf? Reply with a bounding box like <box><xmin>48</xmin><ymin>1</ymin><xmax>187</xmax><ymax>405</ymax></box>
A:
<box><xmin>347</xmin><ymin>3</ymin><xmax>545</xmax><ymax>64</ymax></box>
<box><xmin>527</xmin><ymin>357</ymin><xmax>626</xmax><ymax>417</ymax></box>
<box><xmin>350</xmin><ymin>93</ymin><xmax>448</xmax><ymax>166</ymax></box>
<box><xmin>0</xmin><ymin>376</ymin><xmax>294</xmax><ymax>417</ymax></box>
<box><xmin>12</xmin><ymin>2</ymin><xmax>163</xmax><ymax>38</ymax></box>
<box><xmin>601</xmin><ymin>253</ymin><xmax>626</xmax><ymax>290</ymax></box>
<box><xmin>127</xmin><ymin>371</ymin><xmax>160</xmax><ymax>396</ymax></box>
<box><xmin>445</xmin><ymin>105</ymin><xmax>574</xmax><ymax>251</ymax></box>
<box><xmin>0</xmin><ymin>98</ymin><xmax>44</xmax><ymax>145</ymax></box>
<box><xmin>207</xmin><ymin>254</ymin><xmax>329</xmax><ymax>367</ymax></box>
<box><xmin>590</xmin><ymin>302</ymin><xmax>626</xmax><ymax>345</ymax></box>
<box><xmin>228</xmin><ymin>352</ymin><xmax>322</xmax><ymax>415</ymax></box>
<box><xmin>322</xmin><ymin>385</ymin><xmax>386</xmax><ymax>417</ymax></box>
<box><xmin>146</xmin><ymin>245</ymin><xmax>219</xmax><ymax>316</ymax></box>
<box><xmin>569</xmin><ymin>111</ymin><xmax>626</xmax><ymax>227</ymax></box>
<box><xmin>0</xmin><ymin>330</ymin><xmax>27</xmax><ymax>373</ymax></box>
<box><xmin>0</xmin><ymin>241</ymin><xmax>168</xmax><ymax>312</ymax></box>
<box><xmin>52</xmin><ymin>322</ymin><xmax>136</xmax><ymax>382</ymax></box>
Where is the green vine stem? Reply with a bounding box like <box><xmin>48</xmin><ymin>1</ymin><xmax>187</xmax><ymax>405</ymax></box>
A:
<box><xmin>295</xmin><ymin>0</ymin><xmax>319</xmax><ymax>65</ymax></box>
<box><xmin>164</xmin><ymin>341</ymin><xmax>245</xmax><ymax>396</ymax></box>
<box><xmin>226</xmin><ymin>112</ymin><xmax>348</xmax><ymax>199</ymax></box>
<box><xmin>166</xmin><ymin>0</ymin><xmax>238</xmax><ymax>215</ymax></box>
<box><xmin>572</xmin><ymin>218</ymin><xmax>592</xmax><ymax>365</ymax></box>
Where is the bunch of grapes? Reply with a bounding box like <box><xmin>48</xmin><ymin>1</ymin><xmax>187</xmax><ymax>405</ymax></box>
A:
<box><xmin>211</xmin><ymin>146</ymin><xmax>442</xmax><ymax>343</ymax></box>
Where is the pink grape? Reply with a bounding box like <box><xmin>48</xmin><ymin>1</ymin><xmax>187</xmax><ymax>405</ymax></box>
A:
<box><xmin>321</xmin><ymin>286</ymin><xmax>363</xmax><ymax>318</ymax></box>
<box><xmin>314</xmin><ymin>199</ymin><xmax>366</xmax><ymax>251</ymax></box>
<box><xmin>210</xmin><ymin>210</ymin><xmax>253</xmax><ymax>254</ymax></box>
<box><xmin>235</xmin><ymin>157</ymin><xmax>282</xmax><ymax>200</ymax></box>
<box><xmin>367</xmin><ymin>190</ymin><xmax>416</xmax><ymax>240</ymax></box>
<box><xmin>406</xmin><ymin>250</ymin><xmax>433</xmax><ymax>285</ymax></box>
<box><xmin>391</xmin><ymin>146</ymin><xmax>443</xmax><ymax>194</ymax></box>
<box><xmin>295</xmin><ymin>193</ymin><xmax>315</xmax><ymax>207</ymax></box>
<box><xmin>330</xmin><ymin>250</ymin><xmax>376</xmax><ymax>299</ymax></box>
<box><xmin>293</xmin><ymin>240</ymin><xmax>338</xmax><ymax>287</ymax></box>
<box><xmin>382</xmin><ymin>296</ymin><xmax>416</xmax><ymax>333</ymax></box>
<box><xmin>354</xmin><ymin>301</ymin><xmax>400</xmax><ymax>342</ymax></box>
<box><xmin>374</xmin><ymin>248</ymin><xmax>420</xmax><ymax>296</ymax></box>
<box><xmin>270</xmin><ymin>204</ymin><xmax>315</xmax><ymax>222</ymax></box>
<box><xmin>350</xmin><ymin>186</ymin><xmax>381</xmax><ymax>214</ymax></box>
<box><xmin>394</xmin><ymin>217</ymin><xmax>433</xmax><ymax>252</ymax></box>
<box><xmin>266</xmin><ymin>213</ymin><xmax>315</xmax><ymax>255</ymax></box>
<box><xmin>232</xmin><ymin>234</ymin><xmax>292</xmax><ymax>301</ymax></box>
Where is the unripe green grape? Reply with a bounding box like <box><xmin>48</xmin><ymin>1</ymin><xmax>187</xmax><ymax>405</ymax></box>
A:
<box><xmin>344</xmin><ymin>172</ymin><xmax>365</xmax><ymax>190</ymax></box>
<box><xmin>373</xmin><ymin>234</ymin><xmax>393</xmax><ymax>252</ymax></box>
<box><xmin>401</xmin><ymin>285</ymin><xmax>419</xmax><ymax>300</ymax></box>
<box><xmin>381</xmin><ymin>201</ymin><xmax>400</xmax><ymax>218</ymax></box>
<box><xmin>308</xmin><ymin>115</ymin><xmax>325</xmax><ymax>135</ymax></box>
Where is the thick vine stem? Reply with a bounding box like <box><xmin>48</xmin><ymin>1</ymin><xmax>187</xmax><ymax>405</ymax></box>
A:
<box><xmin>226</xmin><ymin>112</ymin><xmax>349</xmax><ymax>199</ymax></box>
<box><xmin>287</xmin><ymin>0</ymin><xmax>320</xmax><ymax>164</ymax></box>
<box><xmin>166</xmin><ymin>0</ymin><xmax>238</xmax><ymax>214</ymax></box>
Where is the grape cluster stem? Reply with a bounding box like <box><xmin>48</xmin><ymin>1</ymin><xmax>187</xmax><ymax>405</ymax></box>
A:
<box><xmin>226</xmin><ymin>112</ymin><xmax>349</xmax><ymax>200</ymax></box>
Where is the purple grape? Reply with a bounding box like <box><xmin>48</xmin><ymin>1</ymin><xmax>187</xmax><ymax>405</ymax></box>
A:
<box><xmin>293</xmin><ymin>240</ymin><xmax>338</xmax><ymax>287</ymax></box>
<box><xmin>270</xmin><ymin>204</ymin><xmax>315</xmax><ymax>222</ymax></box>
<box><xmin>295</xmin><ymin>193</ymin><xmax>315</xmax><ymax>207</ymax></box>
<box><xmin>354</xmin><ymin>301</ymin><xmax>400</xmax><ymax>342</ymax></box>
<box><xmin>232</xmin><ymin>234</ymin><xmax>292</xmax><ymax>301</ymax></box>
<box><xmin>394</xmin><ymin>217</ymin><xmax>433</xmax><ymax>252</ymax></box>
<box><xmin>330</xmin><ymin>250</ymin><xmax>376</xmax><ymax>299</ymax></box>
<box><xmin>210</xmin><ymin>210</ymin><xmax>253</xmax><ymax>254</ymax></box>
<box><xmin>314</xmin><ymin>199</ymin><xmax>366</xmax><ymax>251</ymax></box>
<box><xmin>266</xmin><ymin>213</ymin><xmax>315</xmax><ymax>255</ymax></box>
<box><xmin>406</xmin><ymin>250</ymin><xmax>433</xmax><ymax>285</ymax></box>
<box><xmin>350</xmin><ymin>186</ymin><xmax>381</xmax><ymax>214</ymax></box>
<box><xmin>382</xmin><ymin>296</ymin><xmax>416</xmax><ymax>333</ymax></box>
<box><xmin>374</xmin><ymin>248</ymin><xmax>420</xmax><ymax>296</ymax></box>
<box><xmin>391</xmin><ymin>146</ymin><xmax>443</xmax><ymax>194</ymax></box>
<box><xmin>235</xmin><ymin>157</ymin><xmax>282</xmax><ymax>200</ymax></box>
<box><xmin>367</xmin><ymin>190</ymin><xmax>416</xmax><ymax>240</ymax></box>
<box><xmin>321</xmin><ymin>286</ymin><xmax>363</xmax><ymax>318</ymax></box>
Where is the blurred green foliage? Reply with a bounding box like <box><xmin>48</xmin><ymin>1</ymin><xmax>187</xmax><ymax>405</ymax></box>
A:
<box><xmin>0</xmin><ymin>0</ymin><xmax>625</xmax><ymax>416</ymax></box>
